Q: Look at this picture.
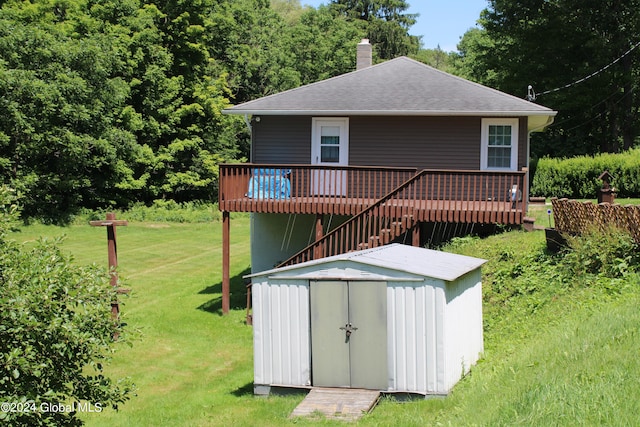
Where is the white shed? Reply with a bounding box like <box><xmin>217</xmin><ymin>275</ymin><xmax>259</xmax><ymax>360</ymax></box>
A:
<box><xmin>247</xmin><ymin>243</ymin><xmax>486</xmax><ymax>397</ymax></box>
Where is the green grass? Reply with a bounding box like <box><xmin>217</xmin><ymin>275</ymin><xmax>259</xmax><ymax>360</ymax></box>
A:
<box><xmin>10</xmin><ymin>218</ymin><xmax>640</xmax><ymax>426</ymax></box>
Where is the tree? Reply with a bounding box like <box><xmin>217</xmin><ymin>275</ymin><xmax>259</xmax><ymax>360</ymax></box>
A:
<box><xmin>270</xmin><ymin>0</ymin><xmax>309</xmax><ymax>25</ymax></box>
<box><xmin>412</xmin><ymin>45</ymin><xmax>456</xmax><ymax>73</ymax></box>
<box><xmin>0</xmin><ymin>185</ymin><xmax>133</xmax><ymax>426</ymax></box>
<box><xmin>0</xmin><ymin>0</ymin><xmax>141</xmax><ymax>221</ymax></box>
<box><xmin>0</xmin><ymin>0</ymin><xmax>246</xmax><ymax>218</ymax></box>
<box><xmin>455</xmin><ymin>0</ymin><xmax>640</xmax><ymax>157</ymax></box>
<box><xmin>328</xmin><ymin>0</ymin><xmax>420</xmax><ymax>59</ymax></box>
<box><xmin>283</xmin><ymin>5</ymin><xmax>364</xmax><ymax>85</ymax></box>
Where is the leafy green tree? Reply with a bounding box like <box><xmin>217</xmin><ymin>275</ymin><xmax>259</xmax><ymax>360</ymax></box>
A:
<box><xmin>328</xmin><ymin>0</ymin><xmax>420</xmax><ymax>59</ymax></box>
<box><xmin>270</xmin><ymin>0</ymin><xmax>309</xmax><ymax>25</ymax></box>
<box><xmin>455</xmin><ymin>0</ymin><xmax>640</xmax><ymax>157</ymax></box>
<box><xmin>116</xmin><ymin>0</ymin><xmax>245</xmax><ymax>203</ymax></box>
<box><xmin>0</xmin><ymin>0</ymin><xmax>140</xmax><ymax>221</ymax></box>
<box><xmin>0</xmin><ymin>0</ymin><xmax>246</xmax><ymax>218</ymax></box>
<box><xmin>284</xmin><ymin>5</ymin><xmax>364</xmax><ymax>84</ymax></box>
<box><xmin>412</xmin><ymin>45</ymin><xmax>456</xmax><ymax>73</ymax></box>
<box><xmin>0</xmin><ymin>185</ymin><xmax>133</xmax><ymax>427</ymax></box>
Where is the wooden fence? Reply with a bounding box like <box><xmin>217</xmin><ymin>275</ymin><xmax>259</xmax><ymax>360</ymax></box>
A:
<box><xmin>552</xmin><ymin>198</ymin><xmax>640</xmax><ymax>242</ymax></box>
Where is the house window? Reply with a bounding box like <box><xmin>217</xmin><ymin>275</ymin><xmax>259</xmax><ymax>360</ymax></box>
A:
<box><xmin>320</xmin><ymin>126</ymin><xmax>341</xmax><ymax>163</ymax></box>
<box><xmin>481</xmin><ymin>118</ymin><xmax>519</xmax><ymax>171</ymax></box>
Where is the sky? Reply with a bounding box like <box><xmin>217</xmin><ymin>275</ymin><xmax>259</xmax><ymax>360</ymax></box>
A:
<box><xmin>301</xmin><ymin>0</ymin><xmax>489</xmax><ymax>52</ymax></box>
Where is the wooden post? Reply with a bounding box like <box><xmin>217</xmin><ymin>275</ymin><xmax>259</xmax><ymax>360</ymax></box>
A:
<box><xmin>222</xmin><ymin>211</ymin><xmax>230</xmax><ymax>315</ymax></box>
<box><xmin>90</xmin><ymin>213</ymin><xmax>128</xmax><ymax>333</ymax></box>
<box><xmin>314</xmin><ymin>214</ymin><xmax>324</xmax><ymax>259</ymax></box>
<box><xmin>245</xmin><ymin>281</ymin><xmax>252</xmax><ymax>325</ymax></box>
<box><xmin>412</xmin><ymin>223</ymin><xmax>421</xmax><ymax>247</ymax></box>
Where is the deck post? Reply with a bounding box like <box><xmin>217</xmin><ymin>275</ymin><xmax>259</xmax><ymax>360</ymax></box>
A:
<box><xmin>222</xmin><ymin>211</ymin><xmax>230</xmax><ymax>315</ymax></box>
<box><xmin>314</xmin><ymin>214</ymin><xmax>324</xmax><ymax>259</ymax></box>
<box><xmin>412</xmin><ymin>223</ymin><xmax>420</xmax><ymax>247</ymax></box>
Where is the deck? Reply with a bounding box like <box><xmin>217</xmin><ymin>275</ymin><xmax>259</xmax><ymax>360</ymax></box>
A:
<box><xmin>219</xmin><ymin>164</ymin><xmax>528</xmax><ymax>224</ymax></box>
<box><xmin>221</xmin><ymin>195</ymin><xmax>523</xmax><ymax>224</ymax></box>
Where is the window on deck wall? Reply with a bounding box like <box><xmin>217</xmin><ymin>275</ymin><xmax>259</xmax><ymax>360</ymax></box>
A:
<box><xmin>480</xmin><ymin>118</ymin><xmax>519</xmax><ymax>171</ymax></box>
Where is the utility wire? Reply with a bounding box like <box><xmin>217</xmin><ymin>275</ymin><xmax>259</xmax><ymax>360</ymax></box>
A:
<box><xmin>528</xmin><ymin>40</ymin><xmax>640</xmax><ymax>101</ymax></box>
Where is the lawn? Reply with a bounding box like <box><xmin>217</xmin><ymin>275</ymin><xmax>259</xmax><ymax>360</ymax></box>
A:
<box><xmin>11</xmin><ymin>214</ymin><xmax>640</xmax><ymax>426</ymax></box>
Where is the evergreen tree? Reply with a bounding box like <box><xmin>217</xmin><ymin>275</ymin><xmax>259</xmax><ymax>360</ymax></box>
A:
<box><xmin>328</xmin><ymin>0</ymin><xmax>420</xmax><ymax>59</ymax></box>
<box><xmin>455</xmin><ymin>0</ymin><xmax>640</xmax><ymax>157</ymax></box>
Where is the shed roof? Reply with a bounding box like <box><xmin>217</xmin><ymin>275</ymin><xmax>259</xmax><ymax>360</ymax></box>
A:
<box><xmin>247</xmin><ymin>243</ymin><xmax>487</xmax><ymax>282</ymax></box>
<box><xmin>224</xmin><ymin>56</ymin><xmax>556</xmax><ymax>122</ymax></box>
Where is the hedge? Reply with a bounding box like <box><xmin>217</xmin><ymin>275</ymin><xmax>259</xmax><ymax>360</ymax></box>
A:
<box><xmin>531</xmin><ymin>149</ymin><xmax>640</xmax><ymax>199</ymax></box>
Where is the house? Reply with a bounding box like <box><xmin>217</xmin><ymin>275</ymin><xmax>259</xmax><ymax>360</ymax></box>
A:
<box><xmin>218</xmin><ymin>40</ymin><xmax>556</xmax><ymax>313</ymax></box>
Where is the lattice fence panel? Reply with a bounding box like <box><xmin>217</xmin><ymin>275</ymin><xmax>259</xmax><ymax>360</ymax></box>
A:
<box><xmin>552</xmin><ymin>198</ymin><xmax>640</xmax><ymax>242</ymax></box>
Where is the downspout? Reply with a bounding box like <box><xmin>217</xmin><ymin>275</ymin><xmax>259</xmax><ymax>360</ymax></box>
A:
<box><xmin>243</xmin><ymin>114</ymin><xmax>252</xmax><ymax>133</ymax></box>
<box><xmin>244</xmin><ymin>114</ymin><xmax>254</xmax><ymax>163</ymax></box>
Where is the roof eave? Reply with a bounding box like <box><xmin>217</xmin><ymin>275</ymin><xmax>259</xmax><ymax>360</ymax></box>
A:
<box><xmin>223</xmin><ymin>109</ymin><xmax>558</xmax><ymax>117</ymax></box>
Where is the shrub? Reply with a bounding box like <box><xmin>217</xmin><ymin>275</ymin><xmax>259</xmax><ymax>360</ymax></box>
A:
<box><xmin>531</xmin><ymin>148</ymin><xmax>640</xmax><ymax>198</ymax></box>
<box><xmin>562</xmin><ymin>225</ymin><xmax>640</xmax><ymax>282</ymax></box>
<box><xmin>76</xmin><ymin>200</ymin><xmax>222</xmax><ymax>224</ymax></box>
<box><xmin>0</xmin><ymin>186</ymin><xmax>133</xmax><ymax>426</ymax></box>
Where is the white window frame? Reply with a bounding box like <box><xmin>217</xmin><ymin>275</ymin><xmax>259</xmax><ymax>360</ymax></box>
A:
<box><xmin>481</xmin><ymin>118</ymin><xmax>519</xmax><ymax>171</ymax></box>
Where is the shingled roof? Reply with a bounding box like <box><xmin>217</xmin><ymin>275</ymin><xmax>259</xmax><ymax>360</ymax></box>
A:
<box><xmin>224</xmin><ymin>56</ymin><xmax>556</xmax><ymax>122</ymax></box>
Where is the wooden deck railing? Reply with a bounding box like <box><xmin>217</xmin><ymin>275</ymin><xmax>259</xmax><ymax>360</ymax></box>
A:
<box><xmin>219</xmin><ymin>164</ymin><xmax>527</xmax><ymax>220</ymax></box>
<box><xmin>218</xmin><ymin>164</ymin><xmax>418</xmax><ymax>215</ymax></box>
<box><xmin>277</xmin><ymin>168</ymin><xmax>528</xmax><ymax>267</ymax></box>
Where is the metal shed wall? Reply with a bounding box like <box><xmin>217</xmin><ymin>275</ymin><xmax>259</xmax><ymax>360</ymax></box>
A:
<box><xmin>252</xmin><ymin>279</ymin><xmax>311</xmax><ymax>387</ymax></box>
<box><xmin>386</xmin><ymin>278</ymin><xmax>447</xmax><ymax>394</ymax></box>
<box><xmin>444</xmin><ymin>270</ymin><xmax>484</xmax><ymax>391</ymax></box>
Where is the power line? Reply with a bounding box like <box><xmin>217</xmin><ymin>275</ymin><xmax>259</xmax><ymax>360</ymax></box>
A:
<box><xmin>527</xmin><ymin>40</ymin><xmax>640</xmax><ymax>101</ymax></box>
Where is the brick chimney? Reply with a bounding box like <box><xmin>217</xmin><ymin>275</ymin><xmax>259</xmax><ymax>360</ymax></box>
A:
<box><xmin>356</xmin><ymin>39</ymin><xmax>372</xmax><ymax>70</ymax></box>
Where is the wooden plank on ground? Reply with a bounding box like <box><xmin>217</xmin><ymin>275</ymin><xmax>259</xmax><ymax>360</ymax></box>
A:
<box><xmin>290</xmin><ymin>388</ymin><xmax>381</xmax><ymax>421</ymax></box>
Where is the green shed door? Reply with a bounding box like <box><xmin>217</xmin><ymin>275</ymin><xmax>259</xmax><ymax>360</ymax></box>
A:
<box><xmin>310</xmin><ymin>280</ymin><xmax>388</xmax><ymax>390</ymax></box>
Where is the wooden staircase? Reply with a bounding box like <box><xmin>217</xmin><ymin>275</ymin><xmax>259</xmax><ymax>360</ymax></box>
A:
<box><xmin>278</xmin><ymin>173</ymin><xmax>423</xmax><ymax>267</ymax></box>
<box><xmin>357</xmin><ymin>213</ymin><xmax>416</xmax><ymax>250</ymax></box>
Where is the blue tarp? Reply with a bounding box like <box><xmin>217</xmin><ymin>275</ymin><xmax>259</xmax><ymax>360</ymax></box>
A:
<box><xmin>247</xmin><ymin>168</ymin><xmax>291</xmax><ymax>199</ymax></box>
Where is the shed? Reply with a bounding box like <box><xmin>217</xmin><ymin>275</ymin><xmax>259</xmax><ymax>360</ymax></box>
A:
<box><xmin>247</xmin><ymin>243</ymin><xmax>486</xmax><ymax>397</ymax></box>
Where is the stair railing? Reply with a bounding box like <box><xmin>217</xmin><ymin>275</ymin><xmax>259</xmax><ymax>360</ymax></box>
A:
<box><xmin>277</xmin><ymin>168</ymin><xmax>527</xmax><ymax>267</ymax></box>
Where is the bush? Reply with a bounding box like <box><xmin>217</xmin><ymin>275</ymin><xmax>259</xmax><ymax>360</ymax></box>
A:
<box><xmin>75</xmin><ymin>200</ymin><xmax>222</xmax><ymax>224</ymax></box>
<box><xmin>531</xmin><ymin>148</ymin><xmax>640</xmax><ymax>198</ymax></box>
<box><xmin>445</xmin><ymin>226</ymin><xmax>640</xmax><ymax>349</ymax></box>
<box><xmin>0</xmin><ymin>186</ymin><xmax>133</xmax><ymax>426</ymax></box>
<box><xmin>562</xmin><ymin>225</ymin><xmax>640</xmax><ymax>282</ymax></box>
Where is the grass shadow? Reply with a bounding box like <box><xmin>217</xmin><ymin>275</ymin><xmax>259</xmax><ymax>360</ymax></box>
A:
<box><xmin>231</xmin><ymin>382</ymin><xmax>254</xmax><ymax>397</ymax></box>
<box><xmin>198</xmin><ymin>267</ymin><xmax>251</xmax><ymax>315</ymax></box>
<box><xmin>231</xmin><ymin>382</ymin><xmax>308</xmax><ymax>398</ymax></box>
